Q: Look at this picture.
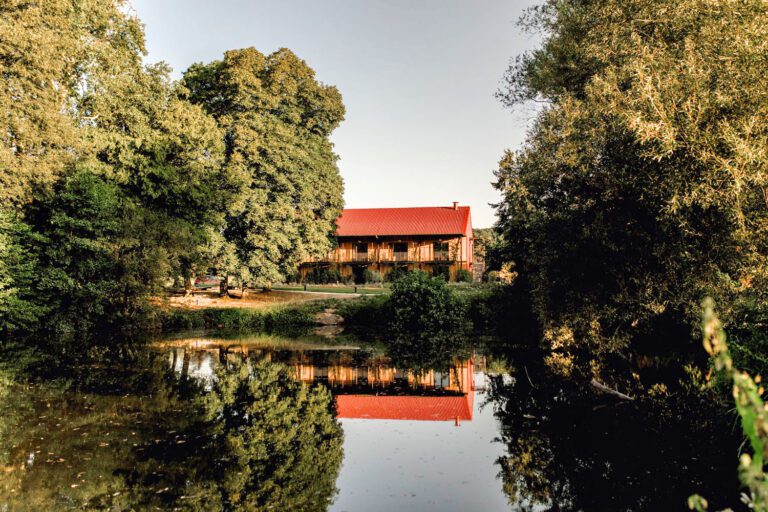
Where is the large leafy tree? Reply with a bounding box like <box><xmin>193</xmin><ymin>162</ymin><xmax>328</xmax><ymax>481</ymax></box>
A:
<box><xmin>0</xmin><ymin>0</ymin><xmax>144</xmax><ymax>206</ymax></box>
<box><xmin>494</xmin><ymin>0</ymin><xmax>768</xmax><ymax>366</ymax></box>
<box><xmin>183</xmin><ymin>48</ymin><xmax>345</xmax><ymax>285</ymax></box>
<box><xmin>0</xmin><ymin>1</ymin><xmax>233</xmax><ymax>341</ymax></box>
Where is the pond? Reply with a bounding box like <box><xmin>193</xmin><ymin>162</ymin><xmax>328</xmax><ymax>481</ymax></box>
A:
<box><xmin>0</xmin><ymin>329</ymin><xmax>745</xmax><ymax>511</ymax></box>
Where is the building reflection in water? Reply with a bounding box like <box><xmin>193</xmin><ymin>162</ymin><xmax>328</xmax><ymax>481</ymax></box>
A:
<box><xmin>161</xmin><ymin>338</ymin><xmax>475</xmax><ymax>423</ymax></box>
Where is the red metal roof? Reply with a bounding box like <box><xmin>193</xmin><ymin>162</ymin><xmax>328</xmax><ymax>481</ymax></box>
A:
<box><xmin>335</xmin><ymin>393</ymin><xmax>474</xmax><ymax>421</ymax></box>
<box><xmin>335</xmin><ymin>206</ymin><xmax>471</xmax><ymax>237</ymax></box>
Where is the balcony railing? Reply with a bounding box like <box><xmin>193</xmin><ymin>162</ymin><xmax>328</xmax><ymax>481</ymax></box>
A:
<box><xmin>303</xmin><ymin>249</ymin><xmax>457</xmax><ymax>264</ymax></box>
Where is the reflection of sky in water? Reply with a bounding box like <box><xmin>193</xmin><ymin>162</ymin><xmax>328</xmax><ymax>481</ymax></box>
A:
<box><xmin>332</xmin><ymin>383</ymin><xmax>510</xmax><ymax>512</ymax></box>
<box><xmin>169</xmin><ymin>348</ymin><xmax>216</xmax><ymax>390</ymax></box>
<box><xmin>162</xmin><ymin>338</ymin><xmax>514</xmax><ymax>511</ymax></box>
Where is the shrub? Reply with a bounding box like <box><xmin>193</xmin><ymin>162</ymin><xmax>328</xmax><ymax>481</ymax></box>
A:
<box><xmin>455</xmin><ymin>268</ymin><xmax>473</xmax><ymax>283</ymax></box>
<box><xmin>336</xmin><ymin>294</ymin><xmax>391</xmax><ymax>330</ymax></box>
<box><xmin>431</xmin><ymin>264</ymin><xmax>450</xmax><ymax>281</ymax></box>
<box><xmin>305</xmin><ymin>267</ymin><xmax>342</xmax><ymax>284</ymax></box>
<box><xmin>363</xmin><ymin>269</ymin><xmax>382</xmax><ymax>284</ymax></box>
<box><xmin>158</xmin><ymin>304</ymin><xmax>317</xmax><ymax>333</ymax></box>
<box><xmin>385</xmin><ymin>266</ymin><xmax>409</xmax><ymax>283</ymax></box>
<box><xmin>387</xmin><ymin>271</ymin><xmax>469</xmax><ymax>370</ymax></box>
<box><xmin>690</xmin><ymin>298</ymin><xmax>768</xmax><ymax>511</ymax></box>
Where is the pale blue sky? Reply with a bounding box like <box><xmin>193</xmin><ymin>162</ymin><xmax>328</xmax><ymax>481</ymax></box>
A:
<box><xmin>130</xmin><ymin>0</ymin><xmax>541</xmax><ymax>228</ymax></box>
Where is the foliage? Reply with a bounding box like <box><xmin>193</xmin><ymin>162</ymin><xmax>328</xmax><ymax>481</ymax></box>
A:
<box><xmin>0</xmin><ymin>0</ymin><xmax>144</xmax><ymax>207</ymax></box>
<box><xmin>10</xmin><ymin>60</ymin><xmax>231</xmax><ymax>341</ymax></box>
<box><xmin>0</xmin><ymin>209</ymin><xmax>41</xmax><ymax>335</ymax></box>
<box><xmin>157</xmin><ymin>304</ymin><xmax>318</xmax><ymax>334</ymax></box>
<box><xmin>387</xmin><ymin>271</ymin><xmax>469</xmax><ymax>370</ymax></box>
<box><xmin>454</xmin><ymin>283</ymin><xmax>539</xmax><ymax>343</ymax></box>
<box><xmin>472</xmin><ymin>227</ymin><xmax>503</xmax><ymax>275</ymax></box>
<box><xmin>486</xmin><ymin>262</ymin><xmax>519</xmax><ymax>285</ymax></box>
<box><xmin>363</xmin><ymin>268</ymin><xmax>383</xmax><ymax>284</ymax></box>
<box><xmin>455</xmin><ymin>268</ymin><xmax>473</xmax><ymax>283</ymax></box>
<box><xmin>431</xmin><ymin>264</ymin><xmax>450</xmax><ymax>281</ymax></box>
<box><xmin>689</xmin><ymin>298</ymin><xmax>768</xmax><ymax>511</ymax></box>
<box><xmin>305</xmin><ymin>267</ymin><xmax>343</xmax><ymax>284</ymax></box>
<box><xmin>23</xmin><ymin>172</ymin><xmax>136</xmax><ymax>340</ymax></box>
<box><xmin>0</xmin><ymin>4</ymin><xmax>344</xmax><ymax>346</ymax></box>
<box><xmin>385</xmin><ymin>265</ymin><xmax>409</xmax><ymax>283</ymax></box>
<box><xmin>183</xmin><ymin>48</ymin><xmax>345</xmax><ymax>285</ymax></box>
<box><xmin>333</xmin><ymin>282</ymin><xmax>537</xmax><ymax>344</ymax></box>
<box><xmin>494</xmin><ymin>0</ymin><xmax>768</xmax><ymax>367</ymax></box>
<box><xmin>334</xmin><ymin>294</ymin><xmax>392</xmax><ymax>332</ymax></box>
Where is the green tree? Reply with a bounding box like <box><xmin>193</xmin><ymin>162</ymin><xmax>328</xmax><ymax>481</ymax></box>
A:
<box><xmin>0</xmin><ymin>0</ymin><xmax>145</xmax><ymax>207</ymax></box>
<box><xmin>494</xmin><ymin>0</ymin><xmax>768</xmax><ymax>368</ymax></box>
<box><xmin>183</xmin><ymin>48</ymin><xmax>346</xmax><ymax>285</ymax></box>
<box><xmin>0</xmin><ymin>1</ymin><xmax>235</xmax><ymax>342</ymax></box>
<box><xmin>0</xmin><ymin>210</ymin><xmax>40</xmax><ymax>335</ymax></box>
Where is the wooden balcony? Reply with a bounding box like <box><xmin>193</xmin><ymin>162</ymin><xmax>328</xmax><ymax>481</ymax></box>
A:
<box><xmin>392</xmin><ymin>251</ymin><xmax>409</xmax><ymax>262</ymax></box>
<box><xmin>304</xmin><ymin>254</ymin><xmax>457</xmax><ymax>265</ymax></box>
<box><xmin>302</xmin><ymin>242</ymin><xmax>461</xmax><ymax>265</ymax></box>
<box><xmin>433</xmin><ymin>251</ymin><xmax>450</xmax><ymax>262</ymax></box>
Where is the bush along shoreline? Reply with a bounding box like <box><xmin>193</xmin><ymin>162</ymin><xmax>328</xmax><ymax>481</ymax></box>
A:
<box><xmin>153</xmin><ymin>301</ymin><xmax>328</xmax><ymax>334</ymax></box>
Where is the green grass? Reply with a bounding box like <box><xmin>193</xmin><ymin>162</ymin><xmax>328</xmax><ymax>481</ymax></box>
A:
<box><xmin>273</xmin><ymin>285</ymin><xmax>390</xmax><ymax>295</ymax></box>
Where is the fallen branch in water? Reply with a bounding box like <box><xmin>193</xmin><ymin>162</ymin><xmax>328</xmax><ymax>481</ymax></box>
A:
<box><xmin>590</xmin><ymin>378</ymin><xmax>634</xmax><ymax>401</ymax></box>
<box><xmin>524</xmin><ymin>365</ymin><xmax>537</xmax><ymax>389</ymax></box>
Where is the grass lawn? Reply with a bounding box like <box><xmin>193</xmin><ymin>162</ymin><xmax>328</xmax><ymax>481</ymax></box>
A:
<box><xmin>273</xmin><ymin>284</ymin><xmax>390</xmax><ymax>295</ymax></box>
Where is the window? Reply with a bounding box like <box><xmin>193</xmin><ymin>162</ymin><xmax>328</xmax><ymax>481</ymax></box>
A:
<box><xmin>393</xmin><ymin>242</ymin><xmax>408</xmax><ymax>253</ymax></box>
<box><xmin>356</xmin><ymin>243</ymin><xmax>368</xmax><ymax>253</ymax></box>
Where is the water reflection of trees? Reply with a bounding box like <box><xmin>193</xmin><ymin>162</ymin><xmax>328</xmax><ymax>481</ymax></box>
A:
<box><xmin>0</xmin><ymin>350</ymin><xmax>343</xmax><ymax>511</ymax></box>
<box><xmin>126</xmin><ymin>358</ymin><xmax>343</xmax><ymax>511</ymax></box>
<box><xmin>486</xmin><ymin>358</ymin><xmax>744</xmax><ymax>511</ymax></box>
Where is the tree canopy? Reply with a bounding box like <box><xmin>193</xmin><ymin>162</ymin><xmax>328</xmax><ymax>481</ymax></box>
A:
<box><xmin>0</xmin><ymin>4</ymin><xmax>346</xmax><ymax>344</ymax></box>
<box><xmin>494</xmin><ymin>0</ymin><xmax>768</xmax><ymax>367</ymax></box>
<box><xmin>184</xmin><ymin>48</ymin><xmax>346</xmax><ymax>285</ymax></box>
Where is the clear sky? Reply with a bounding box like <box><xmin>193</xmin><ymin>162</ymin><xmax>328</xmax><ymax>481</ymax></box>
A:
<box><xmin>129</xmin><ymin>0</ymin><xmax>541</xmax><ymax>228</ymax></box>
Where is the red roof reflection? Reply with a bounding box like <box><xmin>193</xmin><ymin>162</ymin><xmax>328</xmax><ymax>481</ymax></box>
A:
<box><xmin>336</xmin><ymin>394</ymin><xmax>473</xmax><ymax>421</ymax></box>
<box><xmin>335</xmin><ymin>359</ymin><xmax>475</xmax><ymax>422</ymax></box>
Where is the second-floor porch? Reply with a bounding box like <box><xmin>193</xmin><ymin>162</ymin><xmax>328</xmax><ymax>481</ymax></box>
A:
<box><xmin>304</xmin><ymin>238</ymin><xmax>464</xmax><ymax>265</ymax></box>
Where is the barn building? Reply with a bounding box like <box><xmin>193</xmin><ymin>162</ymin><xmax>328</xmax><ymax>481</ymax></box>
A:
<box><xmin>300</xmin><ymin>202</ymin><xmax>473</xmax><ymax>282</ymax></box>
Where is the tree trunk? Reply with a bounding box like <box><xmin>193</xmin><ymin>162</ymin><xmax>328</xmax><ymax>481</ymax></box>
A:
<box><xmin>219</xmin><ymin>274</ymin><xmax>229</xmax><ymax>297</ymax></box>
<box><xmin>184</xmin><ymin>276</ymin><xmax>195</xmax><ymax>296</ymax></box>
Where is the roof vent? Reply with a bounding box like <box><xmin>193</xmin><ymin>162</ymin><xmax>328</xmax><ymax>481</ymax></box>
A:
<box><xmin>452</xmin><ymin>201</ymin><xmax>459</xmax><ymax>210</ymax></box>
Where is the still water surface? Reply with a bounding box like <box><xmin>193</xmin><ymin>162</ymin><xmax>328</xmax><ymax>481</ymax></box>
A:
<box><xmin>0</xmin><ymin>330</ymin><xmax>744</xmax><ymax>511</ymax></box>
